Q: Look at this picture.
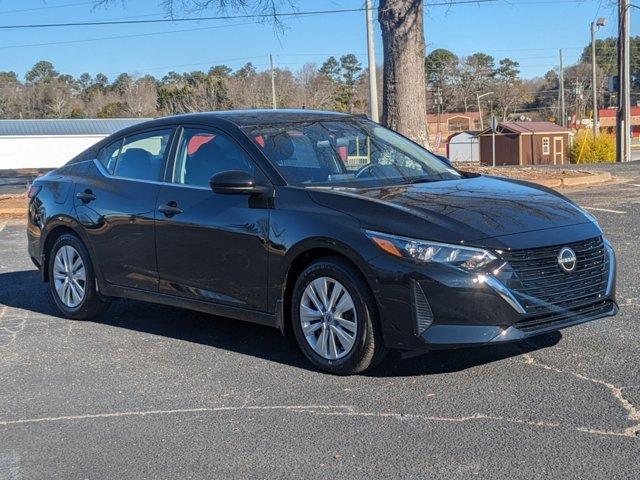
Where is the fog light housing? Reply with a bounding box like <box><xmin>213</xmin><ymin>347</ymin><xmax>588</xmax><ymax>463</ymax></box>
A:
<box><xmin>411</xmin><ymin>281</ymin><xmax>434</xmax><ymax>335</ymax></box>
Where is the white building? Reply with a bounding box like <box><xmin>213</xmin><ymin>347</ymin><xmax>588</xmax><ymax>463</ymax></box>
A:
<box><xmin>446</xmin><ymin>131</ymin><xmax>480</xmax><ymax>163</ymax></box>
<box><xmin>0</xmin><ymin>118</ymin><xmax>149</xmax><ymax>170</ymax></box>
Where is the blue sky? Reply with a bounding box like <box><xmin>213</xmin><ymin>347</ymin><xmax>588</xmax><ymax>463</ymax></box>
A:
<box><xmin>0</xmin><ymin>0</ymin><xmax>633</xmax><ymax>82</ymax></box>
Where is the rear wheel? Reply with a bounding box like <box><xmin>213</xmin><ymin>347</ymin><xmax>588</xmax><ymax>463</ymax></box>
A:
<box><xmin>48</xmin><ymin>233</ymin><xmax>110</xmax><ymax>320</ymax></box>
<box><xmin>291</xmin><ymin>257</ymin><xmax>387</xmax><ymax>375</ymax></box>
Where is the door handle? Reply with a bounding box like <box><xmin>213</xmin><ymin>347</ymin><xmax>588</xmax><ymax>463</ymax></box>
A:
<box><xmin>76</xmin><ymin>189</ymin><xmax>96</xmax><ymax>203</ymax></box>
<box><xmin>158</xmin><ymin>201</ymin><xmax>183</xmax><ymax>218</ymax></box>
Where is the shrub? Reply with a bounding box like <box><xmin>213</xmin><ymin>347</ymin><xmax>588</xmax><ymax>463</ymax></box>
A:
<box><xmin>570</xmin><ymin>130</ymin><xmax>616</xmax><ymax>163</ymax></box>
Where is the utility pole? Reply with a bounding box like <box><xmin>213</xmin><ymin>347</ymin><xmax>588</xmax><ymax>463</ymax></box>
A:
<box><xmin>591</xmin><ymin>18</ymin><xmax>607</xmax><ymax>137</ymax></box>
<box><xmin>365</xmin><ymin>0</ymin><xmax>379</xmax><ymax>122</ymax></box>
<box><xmin>574</xmin><ymin>81</ymin><xmax>584</xmax><ymax>126</ymax></box>
<box><xmin>617</xmin><ymin>0</ymin><xmax>631</xmax><ymax>162</ymax></box>
<box><xmin>491</xmin><ymin>100</ymin><xmax>496</xmax><ymax>167</ymax></box>
<box><xmin>432</xmin><ymin>88</ymin><xmax>443</xmax><ymax>150</ymax></box>
<box><xmin>434</xmin><ymin>88</ymin><xmax>443</xmax><ymax>134</ymax></box>
<box><xmin>269</xmin><ymin>54</ymin><xmax>277</xmax><ymax>110</ymax></box>
<box><xmin>476</xmin><ymin>91</ymin><xmax>493</xmax><ymax>130</ymax></box>
<box><xmin>559</xmin><ymin>49</ymin><xmax>566</xmax><ymax>127</ymax></box>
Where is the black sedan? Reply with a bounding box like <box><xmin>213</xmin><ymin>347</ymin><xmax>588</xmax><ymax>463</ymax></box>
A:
<box><xmin>27</xmin><ymin>110</ymin><xmax>617</xmax><ymax>374</ymax></box>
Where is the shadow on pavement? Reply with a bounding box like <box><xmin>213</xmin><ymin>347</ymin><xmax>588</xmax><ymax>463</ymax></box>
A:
<box><xmin>0</xmin><ymin>269</ymin><xmax>561</xmax><ymax>377</ymax></box>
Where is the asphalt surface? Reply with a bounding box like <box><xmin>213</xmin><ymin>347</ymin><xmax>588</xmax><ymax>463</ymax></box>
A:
<box><xmin>1</xmin><ymin>166</ymin><xmax>640</xmax><ymax>479</ymax></box>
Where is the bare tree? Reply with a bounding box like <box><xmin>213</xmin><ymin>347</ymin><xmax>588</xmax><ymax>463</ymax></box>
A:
<box><xmin>0</xmin><ymin>72</ymin><xmax>23</xmax><ymax>118</ymax></box>
<box><xmin>120</xmin><ymin>76</ymin><xmax>158</xmax><ymax>117</ymax></box>
<box><xmin>296</xmin><ymin>63</ymin><xmax>336</xmax><ymax>110</ymax></box>
<box><xmin>493</xmin><ymin>58</ymin><xmax>530</xmax><ymax>120</ymax></box>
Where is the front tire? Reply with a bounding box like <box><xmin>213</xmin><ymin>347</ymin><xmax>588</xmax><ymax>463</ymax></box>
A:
<box><xmin>291</xmin><ymin>257</ymin><xmax>387</xmax><ymax>375</ymax></box>
<box><xmin>48</xmin><ymin>233</ymin><xmax>110</xmax><ymax>320</ymax></box>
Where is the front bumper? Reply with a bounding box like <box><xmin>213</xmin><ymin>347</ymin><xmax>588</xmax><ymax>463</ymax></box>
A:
<box><xmin>420</xmin><ymin>300</ymin><xmax>617</xmax><ymax>347</ymax></box>
<box><xmin>369</xmin><ymin>237</ymin><xmax>617</xmax><ymax>351</ymax></box>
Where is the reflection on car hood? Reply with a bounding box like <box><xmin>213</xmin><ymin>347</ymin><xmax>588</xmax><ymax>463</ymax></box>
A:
<box><xmin>308</xmin><ymin>175</ymin><xmax>595</xmax><ymax>243</ymax></box>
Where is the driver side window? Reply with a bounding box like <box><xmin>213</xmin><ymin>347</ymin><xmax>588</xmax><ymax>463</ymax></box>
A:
<box><xmin>173</xmin><ymin>128</ymin><xmax>255</xmax><ymax>188</ymax></box>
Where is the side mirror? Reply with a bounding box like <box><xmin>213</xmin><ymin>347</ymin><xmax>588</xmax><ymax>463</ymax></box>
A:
<box><xmin>210</xmin><ymin>170</ymin><xmax>272</xmax><ymax>196</ymax></box>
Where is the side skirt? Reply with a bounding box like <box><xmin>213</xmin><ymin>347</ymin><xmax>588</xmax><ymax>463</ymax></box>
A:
<box><xmin>100</xmin><ymin>283</ymin><xmax>278</xmax><ymax>328</ymax></box>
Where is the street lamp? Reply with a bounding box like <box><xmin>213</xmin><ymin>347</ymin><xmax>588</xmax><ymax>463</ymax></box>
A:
<box><xmin>476</xmin><ymin>91</ymin><xmax>493</xmax><ymax>130</ymax></box>
<box><xmin>591</xmin><ymin>17</ymin><xmax>607</xmax><ymax>137</ymax></box>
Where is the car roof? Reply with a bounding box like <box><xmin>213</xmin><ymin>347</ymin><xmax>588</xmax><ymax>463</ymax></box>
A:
<box><xmin>68</xmin><ymin>110</ymin><xmax>361</xmax><ymax>165</ymax></box>
<box><xmin>119</xmin><ymin>109</ymin><xmax>356</xmax><ymax>133</ymax></box>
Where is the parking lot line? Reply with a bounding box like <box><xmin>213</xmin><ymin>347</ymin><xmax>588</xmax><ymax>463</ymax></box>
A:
<box><xmin>584</xmin><ymin>207</ymin><xmax>627</xmax><ymax>214</ymax></box>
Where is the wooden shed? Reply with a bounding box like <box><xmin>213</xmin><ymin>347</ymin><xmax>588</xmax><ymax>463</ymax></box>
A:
<box><xmin>478</xmin><ymin>122</ymin><xmax>571</xmax><ymax>166</ymax></box>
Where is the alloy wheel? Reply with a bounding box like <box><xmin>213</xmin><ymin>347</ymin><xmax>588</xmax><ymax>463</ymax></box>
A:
<box><xmin>53</xmin><ymin>245</ymin><xmax>86</xmax><ymax>308</ymax></box>
<box><xmin>299</xmin><ymin>276</ymin><xmax>358</xmax><ymax>360</ymax></box>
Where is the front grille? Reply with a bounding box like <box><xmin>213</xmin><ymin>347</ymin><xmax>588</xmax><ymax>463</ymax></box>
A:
<box><xmin>500</xmin><ymin>237</ymin><xmax>609</xmax><ymax>320</ymax></box>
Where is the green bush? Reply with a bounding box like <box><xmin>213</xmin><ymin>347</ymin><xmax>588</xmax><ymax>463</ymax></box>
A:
<box><xmin>570</xmin><ymin>130</ymin><xmax>616</xmax><ymax>163</ymax></box>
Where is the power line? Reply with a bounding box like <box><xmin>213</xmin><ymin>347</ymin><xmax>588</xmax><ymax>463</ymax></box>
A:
<box><xmin>0</xmin><ymin>0</ymin><xmax>542</xmax><ymax>31</ymax></box>
<box><xmin>0</xmin><ymin>0</ymin><xmax>611</xmax><ymax>31</ymax></box>
<box><xmin>0</xmin><ymin>20</ymin><xmax>262</xmax><ymax>50</ymax></box>
<box><xmin>0</xmin><ymin>1</ymin><xmax>94</xmax><ymax>15</ymax></box>
<box><xmin>0</xmin><ymin>7</ymin><xmax>366</xmax><ymax>30</ymax></box>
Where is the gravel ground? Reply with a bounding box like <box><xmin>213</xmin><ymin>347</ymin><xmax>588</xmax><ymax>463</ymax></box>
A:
<box><xmin>0</xmin><ymin>165</ymin><xmax>639</xmax><ymax>479</ymax></box>
<box><xmin>455</xmin><ymin>163</ymin><xmax>598</xmax><ymax>179</ymax></box>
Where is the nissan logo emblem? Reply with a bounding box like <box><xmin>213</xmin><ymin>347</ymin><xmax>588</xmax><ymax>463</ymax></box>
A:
<box><xmin>557</xmin><ymin>247</ymin><xmax>577</xmax><ymax>273</ymax></box>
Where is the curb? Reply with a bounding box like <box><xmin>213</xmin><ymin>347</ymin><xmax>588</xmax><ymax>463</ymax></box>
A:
<box><xmin>529</xmin><ymin>178</ymin><xmax>562</xmax><ymax>188</ymax></box>
<box><xmin>526</xmin><ymin>172</ymin><xmax>612</xmax><ymax>189</ymax></box>
<box><xmin>560</xmin><ymin>172</ymin><xmax>612</xmax><ymax>187</ymax></box>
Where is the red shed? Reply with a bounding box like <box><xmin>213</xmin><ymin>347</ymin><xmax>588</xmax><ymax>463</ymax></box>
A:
<box><xmin>478</xmin><ymin>121</ymin><xmax>571</xmax><ymax>166</ymax></box>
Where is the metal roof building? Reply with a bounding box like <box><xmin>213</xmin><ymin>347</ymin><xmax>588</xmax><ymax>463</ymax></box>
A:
<box><xmin>0</xmin><ymin>118</ymin><xmax>148</xmax><ymax>137</ymax></box>
<box><xmin>0</xmin><ymin>118</ymin><xmax>150</xmax><ymax>170</ymax></box>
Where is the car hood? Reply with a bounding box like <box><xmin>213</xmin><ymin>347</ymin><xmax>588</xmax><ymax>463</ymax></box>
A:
<box><xmin>308</xmin><ymin>175</ymin><xmax>598</xmax><ymax>245</ymax></box>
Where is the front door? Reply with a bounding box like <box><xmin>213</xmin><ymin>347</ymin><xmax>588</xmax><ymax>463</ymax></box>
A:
<box><xmin>553</xmin><ymin>136</ymin><xmax>564</xmax><ymax>164</ymax></box>
<box><xmin>75</xmin><ymin>128</ymin><xmax>174</xmax><ymax>291</ymax></box>
<box><xmin>155</xmin><ymin>127</ymin><xmax>270</xmax><ymax>312</ymax></box>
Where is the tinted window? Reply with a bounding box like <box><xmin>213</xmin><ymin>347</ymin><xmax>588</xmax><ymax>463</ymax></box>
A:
<box><xmin>173</xmin><ymin>128</ymin><xmax>255</xmax><ymax>187</ymax></box>
<box><xmin>97</xmin><ymin>139</ymin><xmax>122</xmax><ymax>174</ymax></box>
<box><xmin>114</xmin><ymin>129</ymin><xmax>172</xmax><ymax>181</ymax></box>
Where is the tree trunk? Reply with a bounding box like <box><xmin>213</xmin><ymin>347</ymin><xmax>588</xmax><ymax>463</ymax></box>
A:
<box><xmin>378</xmin><ymin>0</ymin><xmax>428</xmax><ymax>147</ymax></box>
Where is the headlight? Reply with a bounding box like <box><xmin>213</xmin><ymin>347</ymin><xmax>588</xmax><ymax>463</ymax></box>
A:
<box><xmin>365</xmin><ymin>230</ymin><xmax>497</xmax><ymax>271</ymax></box>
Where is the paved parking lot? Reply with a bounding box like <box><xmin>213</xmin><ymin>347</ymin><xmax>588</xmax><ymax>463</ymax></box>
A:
<box><xmin>1</xmin><ymin>166</ymin><xmax>639</xmax><ymax>479</ymax></box>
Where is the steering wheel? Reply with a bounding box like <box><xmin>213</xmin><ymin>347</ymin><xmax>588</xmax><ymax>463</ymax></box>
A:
<box><xmin>354</xmin><ymin>163</ymin><xmax>384</xmax><ymax>179</ymax></box>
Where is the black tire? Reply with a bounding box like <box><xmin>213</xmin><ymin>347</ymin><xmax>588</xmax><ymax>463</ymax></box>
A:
<box><xmin>291</xmin><ymin>256</ymin><xmax>387</xmax><ymax>375</ymax></box>
<box><xmin>48</xmin><ymin>233</ymin><xmax>110</xmax><ymax>320</ymax></box>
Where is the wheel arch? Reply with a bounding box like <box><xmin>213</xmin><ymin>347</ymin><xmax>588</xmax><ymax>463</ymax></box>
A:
<box><xmin>278</xmin><ymin>239</ymin><xmax>380</xmax><ymax>338</ymax></box>
<box><xmin>40</xmin><ymin>216</ymin><xmax>92</xmax><ymax>283</ymax></box>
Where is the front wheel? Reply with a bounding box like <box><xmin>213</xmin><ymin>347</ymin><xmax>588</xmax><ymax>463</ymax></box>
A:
<box><xmin>291</xmin><ymin>257</ymin><xmax>387</xmax><ymax>375</ymax></box>
<box><xmin>48</xmin><ymin>233</ymin><xmax>110</xmax><ymax>320</ymax></box>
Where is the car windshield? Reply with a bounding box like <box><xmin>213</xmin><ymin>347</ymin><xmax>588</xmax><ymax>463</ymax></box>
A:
<box><xmin>241</xmin><ymin>119</ymin><xmax>461</xmax><ymax>187</ymax></box>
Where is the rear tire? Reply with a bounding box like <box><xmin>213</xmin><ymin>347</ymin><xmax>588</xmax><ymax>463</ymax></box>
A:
<box><xmin>48</xmin><ymin>233</ymin><xmax>110</xmax><ymax>320</ymax></box>
<box><xmin>291</xmin><ymin>256</ymin><xmax>387</xmax><ymax>375</ymax></box>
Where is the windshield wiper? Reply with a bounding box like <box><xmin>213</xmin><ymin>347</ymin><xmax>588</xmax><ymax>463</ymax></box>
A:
<box><xmin>404</xmin><ymin>175</ymin><xmax>442</xmax><ymax>184</ymax></box>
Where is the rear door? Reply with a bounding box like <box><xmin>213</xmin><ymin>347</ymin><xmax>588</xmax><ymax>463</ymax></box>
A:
<box><xmin>75</xmin><ymin>127</ymin><xmax>175</xmax><ymax>291</ymax></box>
<box><xmin>154</xmin><ymin>126</ymin><xmax>271</xmax><ymax>312</ymax></box>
